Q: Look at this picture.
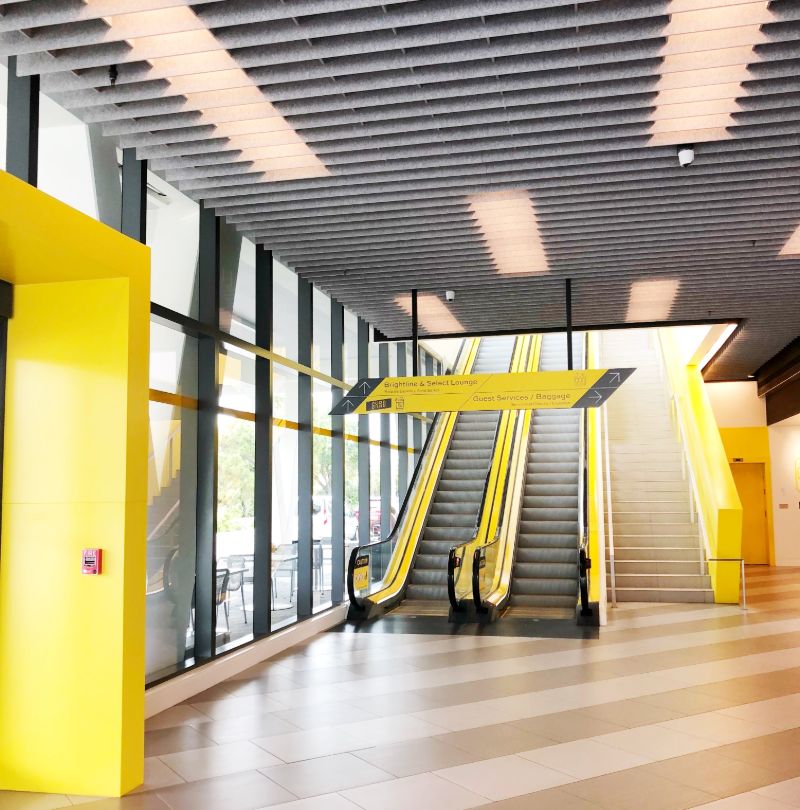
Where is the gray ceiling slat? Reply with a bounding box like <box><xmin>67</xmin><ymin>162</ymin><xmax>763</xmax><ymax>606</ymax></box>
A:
<box><xmin>3</xmin><ymin>1</ymin><xmax>799</xmax><ymax>379</ymax></box>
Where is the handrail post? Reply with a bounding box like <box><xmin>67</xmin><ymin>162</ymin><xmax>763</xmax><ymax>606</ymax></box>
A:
<box><xmin>740</xmin><ymin>558</ymin><xmax>747</xmax><ymax>611</ymax></box>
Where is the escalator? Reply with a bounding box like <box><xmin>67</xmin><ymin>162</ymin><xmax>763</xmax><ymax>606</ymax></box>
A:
<box><xmin>507</xmin><ymin>332</ymin><xmax>584</xmax><ymax>617</ymax></box>
<box><xmin>401</xmin><ymin>336</ymin><xmax>517</xmax><ymax>610</ymax></box>
<box><xmin>347</xmin><ymin>335</ymin><xmax>521</xmax><ymax>619</ymax></box>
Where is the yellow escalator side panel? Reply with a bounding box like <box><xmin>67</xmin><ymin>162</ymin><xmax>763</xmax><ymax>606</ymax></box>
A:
<box><xmin>658</xmin><ymin>329</ymin><xmax>743</xmax><ymax>603</ymax></box>
<box><xmin>368</xmin><ymin>337</ymin><xmax>481</xmax><ymax>606</ymax></box>
<box><xmin>585</xmin><ymin>332</ymin><xmax>605</xmax><ymax>608</ymax></box>
<box><xmin>485</xmin><ymin>333</ymin><xmax>542</xmax><ymax>607</ymax></box>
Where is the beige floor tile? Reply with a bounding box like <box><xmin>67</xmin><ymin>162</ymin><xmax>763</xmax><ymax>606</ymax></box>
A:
<box><xmin>191</xmin><ymin>693</ymin><xmax>289</xmax><ymax>720</ymax></box>
<box><xmin>193</xmin><ymin>712</ymin><xmax>299</xmax><ymax>744</ymax></box>
<box><xmin>260</xmin><ymin>752</ymin><xmax>391</xmax><ymax>797</ymax></box>
<box><xmin>66</xmin><ymin>796</ymin><xmax>170</xmax><ymax>809</ymax></box>
<box><xmin>521</xmin><ymin>738</ymin><xmax>652</xmax><ymax>780</ymax></box>
<box><xmin>435</xmin><ymin>723</ymin><xmax>556</xmax><ymax>758</ymax></box>
<box><xmin>692</xmin><ymin>794</ymin><xmax>797</xmax><ymax>809</ymax></box>
<box><xmin>270</xmin><ymin>701</ymin><xmax>377</xmax><ymax>730</ymax></box>
<box><xmin>636</xmin><ymin>687</ymin><xmax>736</xmax><ymax>715</ymax></box>
<box><xmin>644</xmin><ymin>749</ymin><xmax>781</xmax><ymax>798</ymax></box>
<box><xmin>144</xmin><ymin>726</ymin><xmax>217</xmax><ymax>757</ymax></box>
<box><xmin>435</xmin><ymin>754</ymin><xmax>575</xmax><ymax>801</ymax></box>
<box><xmin>155</xmin><ymin>770</ymin><xmax>295</xmax><ymax>810</ymax></box>
<box><xmin>354</xmin><ymin>735</ymin><xmax>481</xmax><ymax>777</ymax></box>
<box><xmin>341</xmin><ymin>772</ymin><xmax>490</xmax><ymax>810</ymax></box>
<box><xmin>512</xmin><ymin>709</ymin><xmax>627</xmax><ymax>742</ymax></box>
<box><xmin>253</xmin><ymin>726</ymin><xmax>364</xmax><ymax>763</ymax></box>
<box><xmin>755</xmin><ymin>776</ymin><xmax>800</xmax><ymax>806</ymax></box>
<box><xmin>715</xmin><ymin>730</ymin><xmax>800</xmax><ymax>778</ymax></box>
<box><xmin>660</xmin><ymin>711</ymin><xmax>779</xmax><ymax>744</ymax></box>
<box><xmin>131</xmin><ymin>759</ymin><xmax>184</xmax><ymax>793</ymax></box>
<box><xmin>144</xmin><ymin>705</ymin><xmax>209</xmax><ymax>732</ymax></box>
<box><xmin>0</xmin><ymin>793</ymin><xmax>71</xmax><ymax>810</ymax></box>
<box><xmin>562</xmin><ymin>768</ymin><xmax>718</xmax><ymax>810</ymax></box>
<box><xmin>580</xmin><ymin>698</ymin><xmax>683</xmax><ymax>728</ymax></box>
<box><xmin>599</xmin><ymin>724</ymin><xmax>714</xmax><ymax>760</ymax></box>
<box><xmin>344</xmin><ymin>714</ymin><xmax>447</xmax><ymax>747</ymax></box>
<box><xmin>481</xmin><ymin>786</ymin><xmax>602</xmax><ymax>809</ymax></box>
<box><xmin>158</xmin><ymin>740</ymin><xmax>282</xmax><ymax>782</ymax></box>
<box><xmin>254</xmin><ymin>795</ymin><xmax>363</xmax><ymax>810</ymax></box>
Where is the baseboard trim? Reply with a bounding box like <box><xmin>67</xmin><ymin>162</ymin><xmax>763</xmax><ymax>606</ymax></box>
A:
<box><xmin>144</xmin><ymin>604</ymin><xmax>348</xmax><ymax>719</ymax></box>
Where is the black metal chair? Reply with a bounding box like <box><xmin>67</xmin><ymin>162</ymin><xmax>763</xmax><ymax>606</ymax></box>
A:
<box><xmin>216</xmin><ymin>568</ymin><xmax>230</xmax><ymax>631</ymax></box>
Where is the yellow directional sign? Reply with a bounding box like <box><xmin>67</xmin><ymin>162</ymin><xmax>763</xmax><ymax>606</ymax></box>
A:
<box><xmin>330</xmin><ymin>368</ymin><xmax>635</xmax><ymax>416</ymax></box>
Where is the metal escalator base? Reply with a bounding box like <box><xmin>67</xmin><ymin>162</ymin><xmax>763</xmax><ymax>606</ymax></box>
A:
<box><xmin>390</xmin><ymin>600</ymin><xmax>450</xmax><ymax>617</ymax></box>
<box><xmin>501</xmin><ymin>605</ymin><xmax>575</xmax><ymax>620</ymax></box>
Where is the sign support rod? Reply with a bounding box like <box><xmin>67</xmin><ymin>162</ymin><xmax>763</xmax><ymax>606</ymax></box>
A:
<box><xmin>566</xmin><ymin>278</ymin><xmax>574</xmax><ymax>371</ymax></box>
<box><xmin>411</xmin><ymin>288</ymin><xmax>419</xmax><ymax>376</ymax></box>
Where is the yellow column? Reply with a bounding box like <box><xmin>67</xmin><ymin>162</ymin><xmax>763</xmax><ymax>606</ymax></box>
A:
<box><xmin>0</xmin><ymin>172</ymin><xmax>149</xmax><ymax>796</ymax></box>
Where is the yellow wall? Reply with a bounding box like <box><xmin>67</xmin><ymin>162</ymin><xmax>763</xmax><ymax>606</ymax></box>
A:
<box><xmin>0</xmin><ymin>171</ymin><xmax>149</xmax><ymax>796</ymax></box>
<box><xmin>718</xmin><ymin>427</ymin><xmax>774</xmax><ymax>565</ymax></box>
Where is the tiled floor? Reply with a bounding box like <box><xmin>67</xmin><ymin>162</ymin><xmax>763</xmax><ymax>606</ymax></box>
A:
<box><xmin>3</xmin><ymin>566</ymin><xmax>800</xmax><ymax>809</ymax></box>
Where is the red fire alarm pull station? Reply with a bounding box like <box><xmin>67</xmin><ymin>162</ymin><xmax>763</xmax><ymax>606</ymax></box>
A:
<box><xmin>82</xmin><ymin>548</ymin><xmax>102</xmax><ymax>575</ymax></box>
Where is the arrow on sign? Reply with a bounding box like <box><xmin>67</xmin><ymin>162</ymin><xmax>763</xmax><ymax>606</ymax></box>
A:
<box><xmin>608</xmin><ymin>372</ymin><xmax>621</xmax><ymax>384</ymax></box>
<box><xmin>358</xmin><ymin>381</ymin><xmax>372</xmax><ymax>395</ymax></box>
<box><xmin>587</xmin><ymin>390</ymin><xmax>603</xmax><ymax>404</ymax></box>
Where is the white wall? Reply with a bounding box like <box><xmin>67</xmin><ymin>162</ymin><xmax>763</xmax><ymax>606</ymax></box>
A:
<box><xmin>768</xmin><ymin>425</ymin><xmax>800</xmax><ymax>566</ymax></box>
<box><xmin>706</xmin><ymin>381</ymin><xmax>766</xmax><ymax>428</ymax></box>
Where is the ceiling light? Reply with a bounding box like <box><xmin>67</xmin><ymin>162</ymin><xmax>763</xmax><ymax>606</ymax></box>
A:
<box><xmin>677</xmin><ymin>144</ymin><xmax>695</xmax><ymax>167</ymax></box>
<box><xmin>779</xmin><ymin>222</ymin><xmax>800</xmax><ymax>258</ymax></box>
<box><xmin>94</xmin><ymin>4</ymin><xmax>328</xmax><ymax>181</ymax></box>
<box><xmin>468</xmin><ymin>190</ymin><xmax>548</xmax><ymax>275</ymax></box>
<box><xmin>396</xmin><ymin>293</ymin><xmax>464</xmax><ymax>334</ymax></box>
<box><xmin>649</xmin><ymin>1</ymin><xmax>773</xmax><ymax>147</ymax></box>
<box><xmin>699</xmin><ymin>323</ymin><xmax>738</xmax><ymax>371</ymax></box>
<box><xmin>626</xmin><ymin>279</ymin><xmax>681</xmax><ymax>323</ymax></box>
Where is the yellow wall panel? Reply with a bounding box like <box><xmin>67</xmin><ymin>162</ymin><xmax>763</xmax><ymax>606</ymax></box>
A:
<box><xmin>0</xmin><ymin>171</ymin><xmax>149</xmax><ymax>797</ymax></box>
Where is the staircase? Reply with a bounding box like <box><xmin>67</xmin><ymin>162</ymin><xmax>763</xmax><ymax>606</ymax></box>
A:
<box><xmin>403</xmin><ymin>335</ymin><xmax>517</xmax><ymax>607</ymax></box>
<box><xmin>601</xmin><ymin>329</ymin><xmax>713</xmax><ymax>603</ymax></box>
<box><xmin>508</xmin><ymin>332</ymin><xmax>583</xmax><ymax>618</ymax></box>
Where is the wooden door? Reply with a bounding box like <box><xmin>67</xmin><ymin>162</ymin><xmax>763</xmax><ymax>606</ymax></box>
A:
<box><xmin>731</xmin><ymin>462</ymin><xmax>769</xmax><ymax>565</ymax></box>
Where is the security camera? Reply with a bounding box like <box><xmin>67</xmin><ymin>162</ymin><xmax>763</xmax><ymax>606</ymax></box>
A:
<box><xmin>677</xmin><ymin>145</ymin><xmax>695</xmax><ymax>168</ymax></box>
<box><xmin>445</xmin><ymin>290</ymin><xmax>456</xmax><ymax>302</ymax></box>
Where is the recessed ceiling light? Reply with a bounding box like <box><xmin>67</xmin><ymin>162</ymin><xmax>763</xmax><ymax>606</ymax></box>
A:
<box><xmin>626</xmin><ymin>279</ymin><xmax>681</xmax><ymax>322</ymax></box>
<box><xmin>779</xmin><ymin>222</ymin><xmax>800</xmax><ymax>258</ymax></box>
<box><xmin>90</xmin><ymin>3</ymin><xmax>328</xmax><ymax>181</ymax></box>
<box><xmin>468</xmin><ymin>190</ymin><xmax>548</xmax><ymax>275</ymax></box>
<box><xmin>649</xmin><ymin>1</ymin><xmax>773</xmax><ymax>147</ymax></box>
<box><xmin>396</xmin><ymin>293</ymin><xmax>464</xmax><ymax>334</ymax></box>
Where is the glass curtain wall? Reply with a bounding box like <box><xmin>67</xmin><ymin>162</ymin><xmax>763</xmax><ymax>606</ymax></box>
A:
<box><xmin>12</xmin><ymin>71</ymin><xmax>451</xmax><ymax>685</ymax></box>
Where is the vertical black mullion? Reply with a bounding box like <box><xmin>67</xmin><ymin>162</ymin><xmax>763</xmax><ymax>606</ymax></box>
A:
<box><xmin>253</xmin><ymin>247</ymin><xmax>272</xmax><ymax>636</ymax></box>
<box><xmin>297</xmin><ymin>278</ymin><xmax>313</xmax><ymax>619</ymax></box>
<box><xmin>120</xmin><ymin>148</ymin><xmax>146</xmax><ymax>242</ymax></box>
<box><xmin>411</xmin><ymin>289</ymin><xmax>419</xmax><ymax>376</ymax></box>
<box><xmin>566</xmin><ymin>278</ymin><xmax>574</xmax><ymax>371</ymax></box>
<box><xmin>194</xmin><ymin>202</ymin><xmax>220</xmax><ymax>660</ymax></box>
<box><xmin>6</xmin><ymin>56</ymin><xmax>39</xmax><ymax>186</ymax></box>
<box><xmin>396</xmin><ymin>344</ymin><xmax>408</xmax><ymax>503</ymax></box>
<box><xmin>330</xmin><ymin>301</ymin><xmax>345</xmax><ymax>604</ymax></box>
<box><xmin>357</xmin><ymin>319</ymin><xmax>370</xmax><ymax>546</ymax></box>
<box><xmin>379</xmin><ymin>343</ymin><xmax>391</xmax><ymax>539</ymax></box>
<box><xmin>413</xmin><ymin>416</ymin><xmax>423</xmax><ymax>467</ymax></box>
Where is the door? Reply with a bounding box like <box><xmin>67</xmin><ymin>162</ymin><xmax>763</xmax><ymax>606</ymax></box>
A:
<box><xmin>730</xmin><ymin>462</ymin><xmax>770</xmax><ymax>565</ymax></box>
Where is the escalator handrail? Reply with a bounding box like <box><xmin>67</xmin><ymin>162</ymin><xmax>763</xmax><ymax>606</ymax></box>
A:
<box><xmin>347</xmin><ymin>339</ymin><xmax>469</xmax><ymax>610</ymax></box>
<box><xmin>448</xmin><ymin>335</ymin><xmax>536</xmax><ymax>613</ymax></box>
<box><xmin>446</xmin><ymin>339</ymin><xmax>522</xmax><ymax>613</ymax></box>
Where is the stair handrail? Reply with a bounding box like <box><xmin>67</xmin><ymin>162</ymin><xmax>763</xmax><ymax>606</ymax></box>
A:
<box><xmin>653</xmin><ymin>331</ymin><xmax>711</xmax><ymax>575</ymax></box>
<box><xmin>577</xmin><ymin>331</ymin><xmax>592</xmax><ymax>618</ymax></box>
<box><xmin>447</xmin><ymin>337</ymin><xmax>525</xmax><ymax>612</ymax></box>
<box><xmin>602</xmin><ymin>398</ymin><xmax>617</xmax><ymax>607</ymax></box>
